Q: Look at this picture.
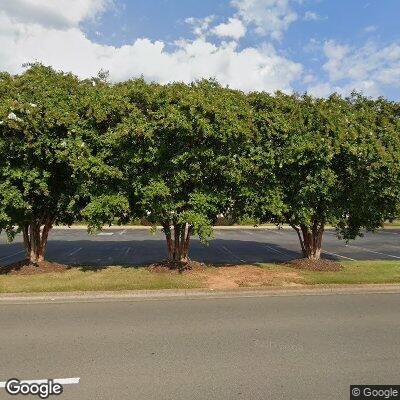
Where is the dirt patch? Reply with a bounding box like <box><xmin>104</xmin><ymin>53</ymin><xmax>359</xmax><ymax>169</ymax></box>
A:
<box><xmin>0</xmin><ymin>260</ymin><xmax>71</xmax><ymax>276</ymax></box>
<box><xmin>188</xmin><ymin>265</ymin><xmax>303</xmax><ymax>290</ymax></box>
<box><xmin>148</xmin><ymin>260</ymin><xmax>206</xmax><ymax>273</ymax></box>
<box><xmin>286</xmin><ymin>259</ymin><xmax>344</xmax><ymax>272</ymax></box>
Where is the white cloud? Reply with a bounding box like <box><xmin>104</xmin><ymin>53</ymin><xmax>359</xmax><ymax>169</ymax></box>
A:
<box><xmin>231</xmin><ymin>0</ymin><xmax>298</xmax><ymax>40</ymax></box>
<box><xmin>212</xmin><ymin>18</ymin><xmax>247</xmax><ymax>40</ymax></box>
<box><xmin>364</xmin><ymin>25</ymin><xmax>377</xmax><ymax>33</ymax></box>
<box><xmin>304</xmin><ymin>11</ymin><xmax>321</xmax><ymax>21</ymax></box>
<box><xmin>0</xmin><ymin>3</ymin><xmax>302</xmax><ymax>92</ymax></box>
<box><xmin>323</xmin><ymin>40</ymin><xmax>400</xmax><ymax>85</ymax></box>
<box><xmin>0</xmin><ymin>0</ymin><xmax>111</xmax><ymax>29</ymax></box>
<box><xmin>303</xmin><ymin>38</ymin><xmax>321</xmax><ymax>54</ymax></box>
<box><xmin>185</xmin><ymin>15</ymin><xmax>216</xmax><ymax>38</ymax></box>
<box><xmin>302</xmin><ymin>74</ymin><xmax>316</xmax><ymax>84</ymax></box>
<box><xmin>307</xmin><ymin>81</ymin><xmax>378</xmax><ymax>98</ymax></box>
<box><xmin>322</xmin><ymin>41</ymin><xmax>350</xmax><ymax>81</ymax></box>
<box><xmin>308</xmin><ymin>40</ymin><xmax>400</xmax><ymax>97</ymax></box>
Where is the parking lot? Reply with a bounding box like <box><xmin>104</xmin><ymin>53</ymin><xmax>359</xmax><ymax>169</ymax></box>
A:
<box><xmin>1</xmin><ymin>228</ymin><xmax>399</xmax><ymax>266</ymax></box>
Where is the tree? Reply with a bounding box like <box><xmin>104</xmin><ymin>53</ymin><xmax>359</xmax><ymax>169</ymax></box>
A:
<box><xmin>274</xmin><ymin>94</ymin><xmax>348</xmax><ymax>260</ymax></box>
<box><xmin>335</xmin><ymin>94</ymin><xmax>400</xmax><ymax>240</ymax></box>
<box><xmin>0</xmin><ymin>72</ymin><xmax>26</xmax><ymax>247</ymax></box>
<box><xmin>0</xmin><ymin>65</ymin><xmax>101</xmax><ymax>264</ymax></box>
<box><xmin>232</xmin><ymin>92</ymin><xmax>284</xmax><ymax>230</ymax></box>
<box><xmin>245</xmin><ymin>92</ymin><xmax>400</xmax><ymax>260</ymax></box>
<box><xmin>2</xmin><ymin>64</ymin><xmax>398</xmax><ymax>268</ymax></box>
<box><xmin>79</xmin><ymin>72</ymin><xmax>132</xmax><ymax>233</ymax></box>
<box><xmin>107</xmin><ymin>79</ymin><xmax>255</xmax><ymax>264</ymax></box>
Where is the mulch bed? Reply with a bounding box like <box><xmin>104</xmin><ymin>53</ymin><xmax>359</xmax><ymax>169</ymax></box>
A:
<box><xmin>286</xmin><ymin>258</ymin><xmax>344</xmax><ymax>272</ymax></box>
<box><xmin>0</xmin><ymin>260</ymin><xmax>71</xmax><ymax>276</ymax></box>
<box><xmin>148</xmin><ymin>260</ymin><xmax>207</xmax><ymax>273</ymax></box>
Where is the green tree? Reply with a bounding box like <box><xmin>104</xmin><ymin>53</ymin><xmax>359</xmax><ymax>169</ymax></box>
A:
<box><xmin>80</xmin><ymin>73</ymin><xmax>132</xmax><ymax>233</ymax></box>
<box><xmin>335</xmin><ymin>94</ymin><xmax>400</xmax><ymax>239</ymax></box>
<box><xmin>246</xmin><ymin>92</ymin><xmax>400</xmax><ymax>260</ymax></box>
<box><xmin>0</xmin><ymin>72</ymin><xmax>26</xmax><ymax>245</ymax></box>
<box><xmin>275</xmin><ymin>93</ymin><xmax>348</xmax><ymax>260</ymax></box>
<box><xmin>108</xmin><ymin>79</ymin><xmax>254</xmax><ymax>264</ymax></box>
<box><xmin>0</xmin><ymin>65</ymin><xmax>102</xmax><ymax>264</ymax></box>
<box><xmin>232</xmin><ymin>92</ymin><xmax>284</xmax><ymax>230</ymax></box>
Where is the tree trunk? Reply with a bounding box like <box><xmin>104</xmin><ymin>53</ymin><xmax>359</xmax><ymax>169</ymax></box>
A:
<box><xmin>22</xmin><ymin>217</ymin><xmax>54</xmax><ymax>264</ymax></box>
<box><xmin>291</xmin><ymin>222</ymin><xmax>324</xmax><ymax>260</ymax></box>
<box><xmin>162</xmin><ymin>223</ymin><xmax>193</xmax><ymax>263</ymax></box>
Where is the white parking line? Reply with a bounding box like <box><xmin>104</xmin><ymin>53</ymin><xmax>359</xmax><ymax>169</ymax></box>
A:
<box><xmin>264</xmin><ymin>245</ymin><xmax>288</xmax><ymax>256</ymax></box>
<box><xmin>124</xmin><ymin>247</ymin><xmax>133</xmax><ymax>256</ymax></box>
<box><xmin>119</xmin><ymin>230</ymin><xmax>127</xmax><ymax>235</ymax></box>
<box><xmin>97</xmin><ymin>232</ymin><xmax>114</xmax><ymax>236</ymax></box>
<box><xmin>220</xmin><ymin>245</ymin><xmax>246</xmax><ymax>263</ymax></box>
<box><xmin>69</xmin><ymin>247</ymin><xmax>82</xmax><ymax>256</ymax></box>
<box><xmin>267</xmin><ymin>229</ymin><xmax>284</xmax><ymax>236</ymax></box>
<box><xmin>0</xmin><ymin>250</ymin><xmax>25</xmax><ymax>261</ymax></box>
<box><xmin>346</xmin><ymin>245</ymin><xmax>400</xmax><ymax>259</ymax></box>
<box><xmin>0</xmin><ymin>377</ymin><xmax>80</xmax><ymax>388</ymax></box>
<box><xmin>323</xmin><ymin>250</ymin><xmax>356</xmax><ymax>261</ymax></box>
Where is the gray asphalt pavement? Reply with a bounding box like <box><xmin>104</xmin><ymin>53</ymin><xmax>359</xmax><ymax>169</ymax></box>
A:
<box><xmin>1</xmin><ymin>228</ymin><xmax>400</xmax><ymax>266</ymax></box>
<box><xmin>0</xmin><ymin>293</ymin><xmax>399</xmax><ymax>399</ymax></box>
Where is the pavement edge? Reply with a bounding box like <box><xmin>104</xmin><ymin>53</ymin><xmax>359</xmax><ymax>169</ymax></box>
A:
<box><xmin>1</xmin><ymin>284</ymin><xmax>400</xmax><ymax>304</ymax></box>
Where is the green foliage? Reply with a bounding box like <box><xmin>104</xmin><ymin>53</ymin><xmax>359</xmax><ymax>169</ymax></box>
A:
<box><xmin>0</xmin><ymin>64</ymin><xmax>400</xmax><ymax>263</ymax></box>
<box><xmin>234</xmin><ymin>91</ymin><xmax>284</xmax><ymax>224</ymax></box>
<box><xmin>335</xmin><ymin>94</ymin><xmax>400</xmax><ymax>239</ymax></box>
<box><xmin>0</xmin><ymin>64</ymin><xmax>127</xmax><ymax>263</ymax></box>
<box><xmin>272</xmin><ymin>93</ymin><xmax>350</xmax><ymax>230</ymax></box>
<box><xmin>242</xmin><ymin>91</ymin><xmax>400</xmax><ymax>245</ymax></box>
<box><xmin>83</xmin><ymin>194</ymin><xmax>129</xmax><ymax>234</ymax></box>
<box><xmin>0</xmin><ymin>66</ymin><xmax>88</xmax><ymax>229</ymax></box>
<box><xmin>104</xmin><ymin>79</ymin><xmax>254</xmax><ymax>243</ymax></box>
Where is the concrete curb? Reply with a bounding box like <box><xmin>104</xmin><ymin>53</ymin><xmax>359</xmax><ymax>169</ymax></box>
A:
<box><xmin>1</xmin><ymin>285</ymin><xmax>400</xmax><ymax>304</ymax></box>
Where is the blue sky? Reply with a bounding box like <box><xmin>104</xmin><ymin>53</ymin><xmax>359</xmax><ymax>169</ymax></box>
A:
<box><xmin>1</xmin><ymin>0</ymin><xmax>400</xmax><ymax>98</ymax></box>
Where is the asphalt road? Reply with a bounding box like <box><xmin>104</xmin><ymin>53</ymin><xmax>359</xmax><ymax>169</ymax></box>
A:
<box><xmin>0</xmin><ymin>293</ymin><xmax>399</xmax><ymax>399</ymax></box>
<box><xmin>1</xmin><ymin>228</ymin><xmax>400</xmax><ymax>266</ymax></box>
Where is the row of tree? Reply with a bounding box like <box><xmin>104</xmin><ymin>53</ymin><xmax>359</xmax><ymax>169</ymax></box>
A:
<box><xmin>0</xmin><ymin>65</ymin><xmax>399</xmax><ymax>266</ymax></box>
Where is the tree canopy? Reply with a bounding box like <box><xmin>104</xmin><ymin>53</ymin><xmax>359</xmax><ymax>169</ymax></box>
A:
<box><xmin>0</xmin><ymin>65</ymin><xmax>106</xmax><ymax>262</ymax></box>
<box><xmin>85</xmin><ymin>79</ymin><xmax>255</xmax><ymax>263</ymax></box>
<box><xmin>1</xmin><ymin>64</ymin><xmax>399</xmax><ymax>266</ymax></box>
<box><xmin>241</xmin><ymin>92</ymin><xmax>400</xmax><ymax>259</ymax></box>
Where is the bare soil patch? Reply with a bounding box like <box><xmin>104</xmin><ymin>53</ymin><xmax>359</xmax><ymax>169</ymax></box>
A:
<box><xmin>0</xmin><ymin>260</ymin><xmax>70</xmax><ymax>276</ymax></box>
<box><xmin>286</xmin><ymin>259</ymin><xmax>344</xmax><ymax>272</ymax></box>
<box><xmin>188</xmin><ymin>265</ymin><xmax>303</xmax><ymax>290</ymax></box>
<box><xmin>148</xmin><ymin>260</ymin><xmax>206</xmax><ymax>273</ymax></box>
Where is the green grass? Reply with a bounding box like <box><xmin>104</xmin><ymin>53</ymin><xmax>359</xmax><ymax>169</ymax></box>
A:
<box><xmin>383</xmin><ymin>221</ymin><xmax>400</xmax><ymax>228</ymax></box>
<box><xmin>260</xmin><ymin>260</ymin><xmax>400</xmax><ymax>285</ymax></box>
<box><xmin>1</xmin><ymin>261</ymin><xmax>400</xmax><ymax>294</ymax></box>
<box><xmin>0</xmin><ymin>267</ymin><xmax>201</xmax><ymax>294</ymax></box>
<box><xmin>298</xmin><ymin>261</ymin><xmax>400</xmax><ymax>285</ymax></box>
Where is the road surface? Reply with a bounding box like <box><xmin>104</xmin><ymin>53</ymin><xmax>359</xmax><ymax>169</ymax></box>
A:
<box><xmin>1</xmin><ymin>228</ymin><xmax>400</xmax><ymax>266</ymax></box>
<box><xmin>0</xmin><ymin>293</ymin><xmax>399</xmax><ymax>399</ymax></box>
